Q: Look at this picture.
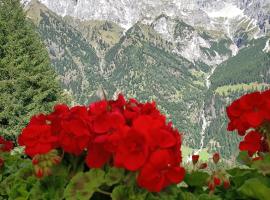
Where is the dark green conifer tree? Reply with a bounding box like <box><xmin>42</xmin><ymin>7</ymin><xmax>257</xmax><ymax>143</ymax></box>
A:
<box><xmin>0</xmin><ymin>0</ymin><xmax>68</xmax><ymax>138</ymax></box>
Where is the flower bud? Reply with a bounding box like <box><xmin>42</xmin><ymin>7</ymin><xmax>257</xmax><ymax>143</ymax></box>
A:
<box><xmin>192</xmin><ymin>155</ymin><xmax>199</xmax><ymax>165</ymax></box>
<box><xmin>52</xmin><ymin>156</ymin><xmax>61</xmax><ymax>165</ymax></box>
<box><xmin>35</xmin><ymin>167</ymin><xmax>43</xmax><ymax>178</ymax></box>
<box><xmin>213</xmin><ymin>153</ymin><xmax>220</xmax><ymax>164</ymax></box>
<box><xmin>252</xmin><ymin>156</ymin><xmax>263</xmax><ymax>161</ymax></box>
<box><xmin>43</xmin><ymin>167</ymin><xmax>52</xmax><ymax>176</ymax></box>
<box><xmin>46</xmin><ymin>161</ymin><xmax>52</xmax><ymax>168</ymax></box>
<box><xmin>213</xmin><ymin>177</ymin><xmax>221</xmax><ymax>186</ymax></box>
<box><xmin>223</xmin><ymin>179</ymin><xmax>230</xmax><ymax>189</ymax></box>
<box><xmin>208</xmin><ymin>181</ymin><xmax>215</xmax><ymax>191</ymax></box>
<box><xmin>32</xmin><ymin>157</ymin><xmax>39</xmax><ymax>165</ymax></box>
<box><xmin>0</xmin><ymin>158</ymin><xmax>4</xmax><ymax>168</ymax></box>
<box><xmin>199</xmin><ymin>163</ymin><xmax>207</xmax><ymax>169</ymax></box>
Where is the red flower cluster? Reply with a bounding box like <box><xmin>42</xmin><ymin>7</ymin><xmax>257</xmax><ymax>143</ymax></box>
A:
<box><xmin>18</xmin><ymin>94</ymin><xmax>185</xmax><ymax>192</ymax></box>
<box><xmin>0</xmin><ymin>136</ymin><xmax>14</xmax><ymax>168</ymax></box>
<box><xmin>226</xmin><ymin>90</ymin><xmax>270</xmax><ymax>156</ymax></box>
<box><xmin>0</xmin><ymin>136</ymin><xmax>13</xmax><ymax>152</ymax></box>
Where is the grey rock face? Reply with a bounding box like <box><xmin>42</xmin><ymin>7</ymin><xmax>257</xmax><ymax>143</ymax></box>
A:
<box><xmin>21</xmin><ymin>0</ymin><xmax>268</xmax><ymax>39</ymax></box>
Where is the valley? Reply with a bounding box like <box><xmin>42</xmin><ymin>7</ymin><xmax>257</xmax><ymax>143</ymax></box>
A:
<box><xmin>23</xmin><ymin>0</ymin><xmax>270</xmax><ymax>162</ymax></box>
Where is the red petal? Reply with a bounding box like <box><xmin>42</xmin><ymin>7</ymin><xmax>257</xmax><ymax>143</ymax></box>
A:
<box><xmin>166</xmin><ymin>166</ymin><xmax>185</xmax><ymax>184</ymax></box>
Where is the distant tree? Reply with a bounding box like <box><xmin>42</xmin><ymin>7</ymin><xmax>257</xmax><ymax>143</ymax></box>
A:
<box><xmin>0</xmin><ymin>0</ymin><xmax>68</xmax><ymax>139</ymax></box>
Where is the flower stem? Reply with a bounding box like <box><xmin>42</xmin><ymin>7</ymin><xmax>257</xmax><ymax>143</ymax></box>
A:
<box><xmin>96</xmin><ymin>188</ymin><xmax>111</xmax><ymax>196</ymax></box>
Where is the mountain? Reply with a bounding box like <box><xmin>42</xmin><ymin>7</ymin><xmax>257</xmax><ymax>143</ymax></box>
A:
<box><xmin>22</xmin><ymin>0</ymin><xmax>270</xmax><ymax>31</ymax></box>
<box><xmin>23</xmin><ymin>0</ymin><xmax>270</xmax><ymax>161</ymax></box>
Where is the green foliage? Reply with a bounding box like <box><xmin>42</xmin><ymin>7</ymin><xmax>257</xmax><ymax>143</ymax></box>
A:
<box><xmin>210</xmin><ymin>37</ymin><xmax>270</xmax><ymax>89</ymax></box>
<box><xmin>105</xmin><ymin>167</ymin><xmax>125</xmax><ymax>186</ymax></box>
<box><xmin>237</xmin><ymin>151</ymin><xmax>252</xmax><ymax>166</ymax></box>
<box><xmin>238</xmin><ymin>178</ymin><xmax>270</xmax><ymax>200</ymax></box>
<box><xmin>111</xmin><ymin>185</ymin><xmax>147</xmax><ymax>200</ymax></box>
<box><xmin>0</xmin><ymin>0</ymin><xmax>68</xmax><ymax>138</ymax></box>
<box><xmin>34</xmin><ymin>5</ymin><xmax>113</xmax><ymax>105</ymax></box>
<box><xmin>111</xmin><ymin>185</ymin><xmax>130</xmax><ymax>200</ymax></box>
<box><xmin>28</xmin><ymin>164</ymin><xmax>69</xmax><ymax>200</ymax></box>
<box><xmin>0</xmin><ymin>155</ymin><xmax>36</xmax><ymax>199</ymax></box>
<box><xmin>185</xmin><ymin>171</ymin><xmax>210</xmax><ymax>188</ymax></box>
<box><xmin>1</xmin><ymin>152</ymin><xmax>270</xmax><ymax>200</ymax></box>
<box><xmin>64</xmin><ymin>169</ymin><xmax>105</xmax><ymax>200</ymax></box>
<box><xmin>251</xmin><ymin>154</ymin><xmax>270</xmax><ymax>175</ymax></box>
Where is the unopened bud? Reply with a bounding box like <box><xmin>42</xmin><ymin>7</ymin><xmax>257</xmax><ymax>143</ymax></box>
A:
<box><xmin>213</xmin><ymin>176</ymin><xmax>221</xmax><ymax>186</ymax></box>
<box><xmin>208</xmin><ymin>181</ymin><xmax>215</xmax><ymax>191</ymax></box>
<box><xmin>35</xmin><ymin>167</ymin><xmax>43</xmax><ymax>178</ymax></box>
<box><xmin>192</xmin><ymin>155</ymin><xmax>199</xmax><ymax>165</ymax></box>
<box><xmin>252</xmin><ymin>156</ymin><xmax>263</xmax><ymax>161</ymax></box>
<box><xmin>213</xmin><ymin>153</ymin><xmax>220</xmax><ymax>164</ymax></box>
<box><xmin>223</xmin><ymin>179</ymin><xmax>230</xmax><ymax>189</ymax></box>
<box><xmin>52</xmin><ymin>156</ymin><xmax>61</xmax><ymax>165</ymax></box>
<box><xmin>0</xmin><ymin>158</ymin><xmax>4</xmax><ymax>168</ymax></box>
<box><xmin>32</xmin><ymin>157</ymin><xmax>39</xmax><ymax>165</ymax></box>
<box><xmin>43</xmin><ymin>167</ymin><xmax>52</xmax><ymax>176</ymax></box>
<box><xmin>199</xmin><ymin>163</ymin><xmax>208</xmax><ymax>169</ymax></box>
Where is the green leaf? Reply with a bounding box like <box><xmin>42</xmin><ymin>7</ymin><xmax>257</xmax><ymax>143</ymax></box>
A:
<box><xmin>29</xmin><ymin>169</ymin><xmax>68</xmax><ymax>200</ymax></box>
<box><xmin>198</xmin><ymin>194</ymin><xmax>222</xmax><ymax>200</ymax></box>
<box><xmin>105</xmin><ymin>167</ymin><xmax>125</xmax><ymax>186</ymax></box>
<box><xmin>227</xmin><ymin>167</ymin><xmax>259</xmax><ymax>188</ymax></box>
<box><xmin>0</xmin><ymin>159</ymin><xmax>36</xmax><ymax>199</ymax></box>
<box><xmin>238</xmin><ymin>178</ymin><xmax>270</xmax><ymax>200</ymax></box>
<box><xmin>251</xmin><ymin>154</ymin><xmax>270</xmax><ymax>175</ymax></box>
<box><xmin>64</xmin><ymin>169</ymin><xmax>105</xmax><ymax>200</ymax></box>
<box><xmin>184</xmin><ymin>171</ymin><xmax>210</xmax><ymax>187</ymax></box>
<box><xmin>111</xmin><ymin>185</ymin><xmax>148</xmax><ymax>200</ymax></box>
<box><xmin>237</xmin><ymin>151</ymin><xmax>251</xmax><ymax>166</ymax></box>
<box><xmin>179</xmin><ymin>191</ymin><xmax>198</xmax><ymax>200</ymax></box>
<box><xmin>111</xmin><ymin>185</ymin><xmax>129</xmax><ymax>200</ymax></box>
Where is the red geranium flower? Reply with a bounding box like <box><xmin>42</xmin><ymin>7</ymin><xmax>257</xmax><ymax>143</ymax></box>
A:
<box><xmin>85</xmin><ymin>125</ymin><xmax>128</xmax><ymax>168</ymax></box>
<box><xmin>19</xmin><ymin>94</ymin><xmax>186</xmax><ymax>192</ymax></box>
<box><xmin>137</xmin><ymin>149</ymin><xmax>185</xmax><ymax>192</ymax></box>
<box><xmin>226</xmin><ymin>91</ymin><xmax>265</xmax><ymax>135</ymax></box>
<box><xmin>132</xmin><ymin>115</ymin><xmax>170</xmax><ymax>149</ymax></box>
<box><xmin>239</xmin><ymin>131</ymin><xmax>263</xmax><ymax>156</ymax></box>
<box><xmin>114</xmin><ymin>127</ymin><xmax>149</xmax><ymax>171</ymax></box>
<box><xmin>85</xmin><ymin>137</ymin><xmax>112</xmax><ymax>168</ymax></box>
<box><xmin>18</xmin><ymin>115</ymin><xmax>58</xmax><ymax>157</ymax></box>
<box><xmin>89</xmin><ymin>100</ymin><xmax>125</xmax><ymax>134</ymax></box>
<box><xmin>57</xmin><ymin>106</ymin><xmax>92</xmax><ymax>155</ymax></box>
<box><xmin>0</xmin><ymin>136</ymin><xmax>13</xmax><ymax>152</ymax></box>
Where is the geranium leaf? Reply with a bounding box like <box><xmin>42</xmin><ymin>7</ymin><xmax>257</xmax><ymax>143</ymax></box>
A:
<box><xmin>198</xmin><ymin>194</ymin><xmax>222</xmax><ymax>200</ymax></box>
<box><xmin>111</xmin><ymin>185</ymin><xmax>129</xmax><ymax>200</ymax></box>
<box><xmin>105</xmin><ymin>167</ymin><xmax>125</xmax><ymax>186</ymax></box>
<box><xmin>236</xmin><ymin>151</ymin><xmax>251</xmax><ymax>166</ymax></box>
<box><xmin>179</xmin><ymin>191</ymin><xmax>198</xmax><ymax>200</ymax></box>
<box><xmin>251</xmin><ymin>154</ymin><xmax>270</xmax><ymax>175</ymax></box>
<box><xmin>238</xmin><ymin>178</ymin><xmax>270</xmax><ymax>200</ymax></box>
<box><xmin>64</xmin><ymin>169</ymin><xmax>105</xmax><ymax>200</ymax></box>
<box><xmin>184</xmin><ymin>171</ymin><xmax>209</xmax><ymax>187</ymax></box>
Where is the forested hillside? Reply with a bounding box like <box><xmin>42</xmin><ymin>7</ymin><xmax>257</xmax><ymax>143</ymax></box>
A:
<box><xmin>0</xmin><ymin>0</ymin><xmax>67</xmax><ymax>138</ymax></box>
<box><xmin>21</xmin><ymin>0</ymin><xmax>270</xmax><ymax>160</ymax></box>
<box><xmin>203</xmin><ymin>38</ymin><xmax>270</xmax><ymax>159</ymax></box>
<box><xmin>25</xmin><ymin>1</ymin><xmax>208</xmax><ymax>147</ymax></box>
<box><xmin>211</xmin><ymin>37</ymin><xmax>270</xmax><ymax>88</ymax></box>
